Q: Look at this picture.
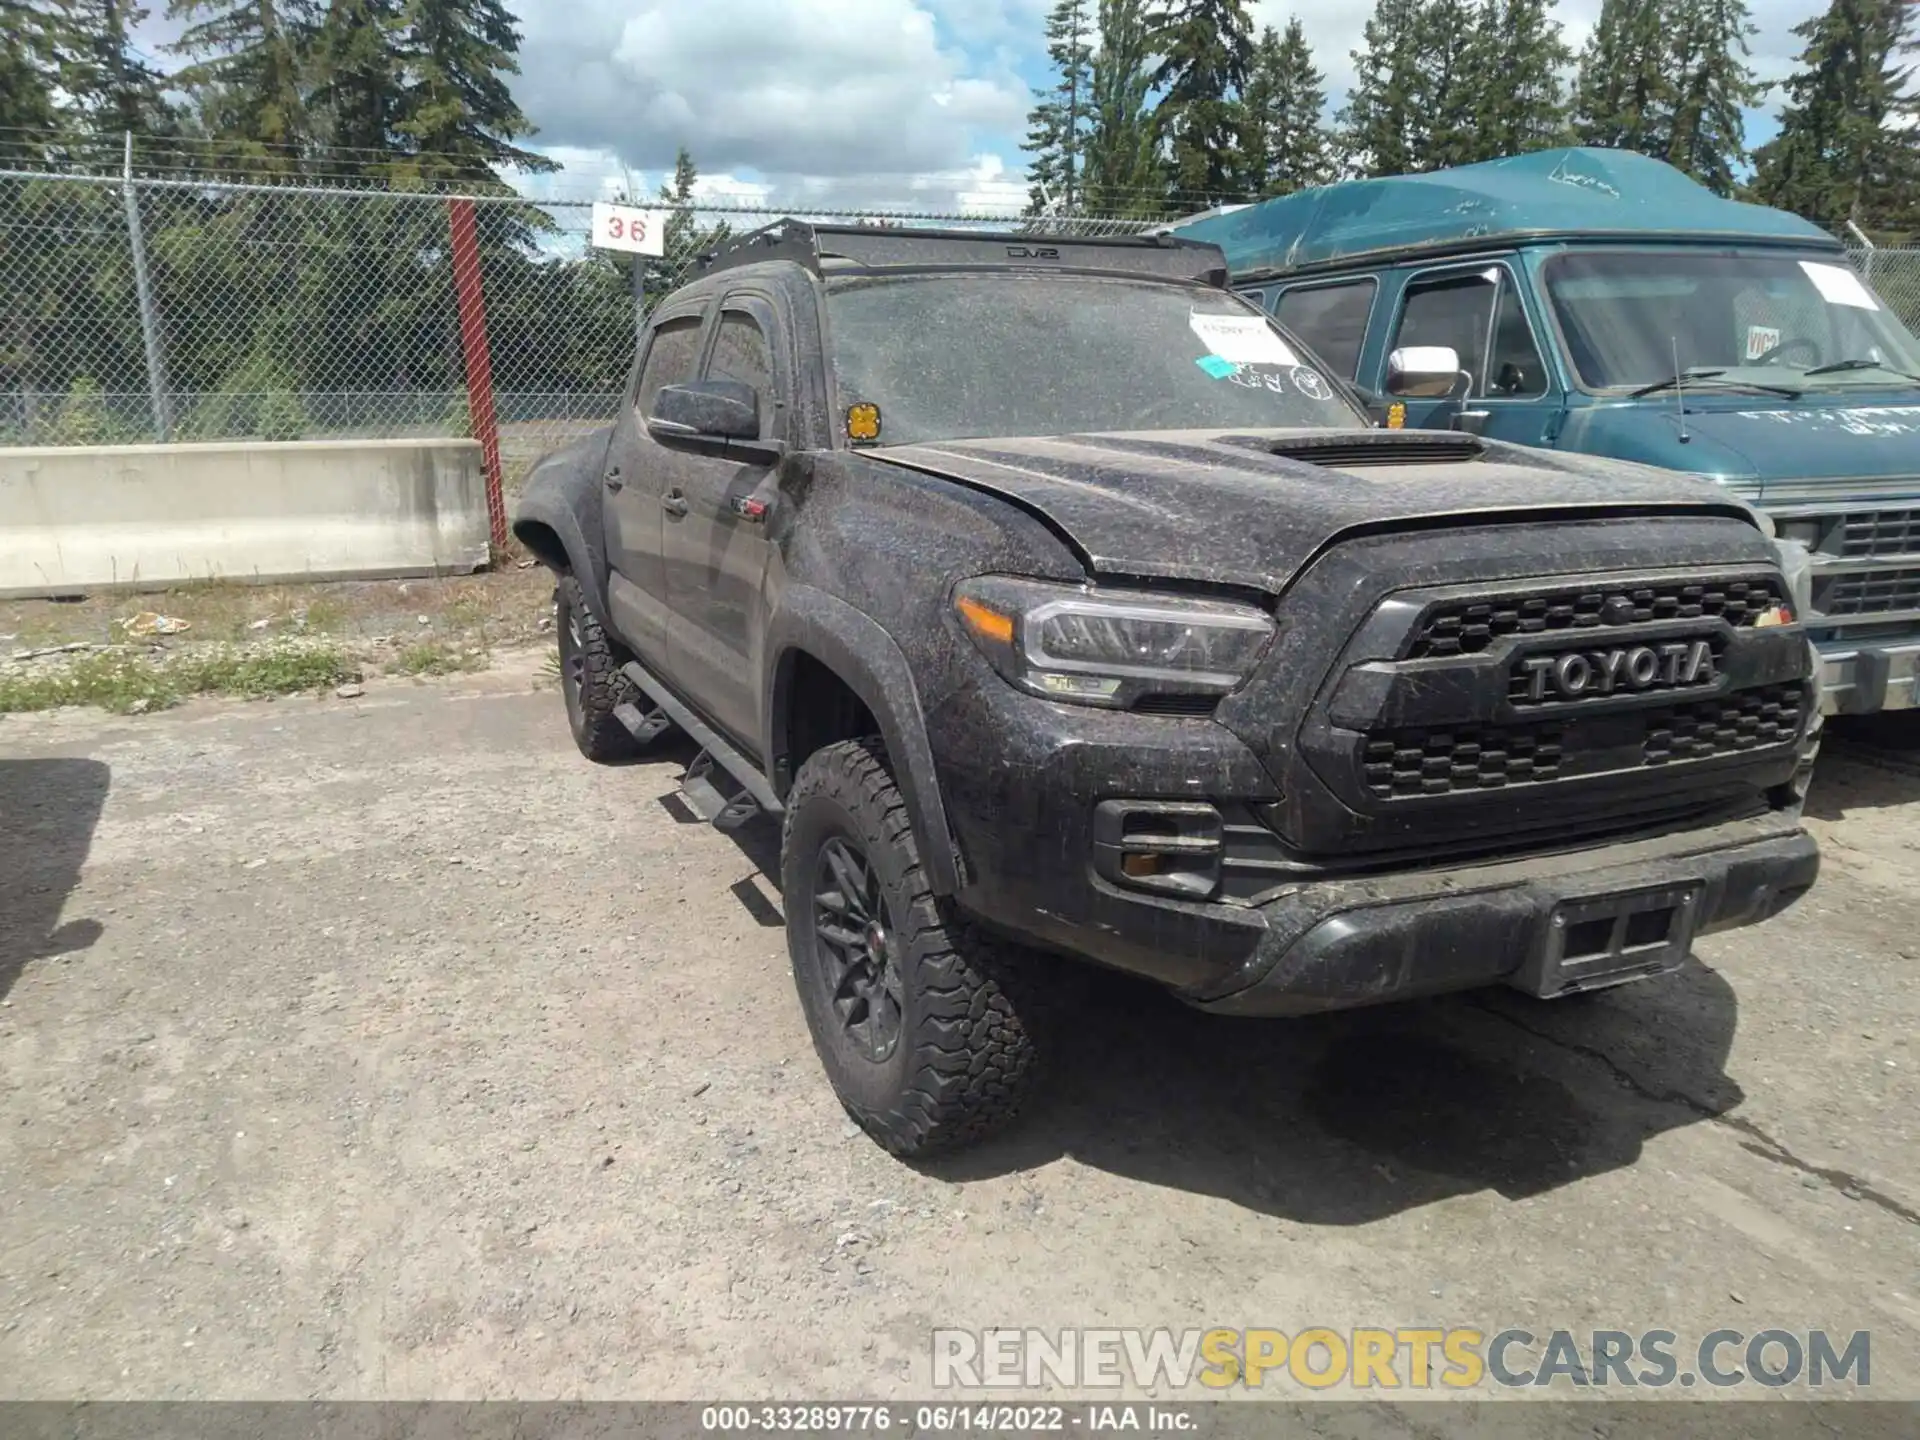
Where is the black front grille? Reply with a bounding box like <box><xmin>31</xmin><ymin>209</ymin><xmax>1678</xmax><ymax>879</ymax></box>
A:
<box><xmin>1839</xmin><ymin>509</ymin><xmax>1920</xmax><ymax>559</ymax></box>
<box><xmin>1409</xmin><ymin>576</ymin><xmax>1784</xmax><ymax>659</ymax></box>
<box><xmin>1644</xmin><ymin>684</ymin><xmax>1809</xmax><ymax>764</ymax></box>
<box><xmin>1819</xmin><ymin>569</ymin><xmax>1920</xmax><ymax>616</ymax></box>
<box><xmin>1364</xmin><ymin>726</ymin><xmax>1565</xmax><ymax>798</ymax></box>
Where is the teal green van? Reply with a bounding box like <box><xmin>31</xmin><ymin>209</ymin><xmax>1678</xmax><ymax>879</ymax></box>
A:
<box><xmin>1173</xmin><ymin>147</ymin><xmax>1920</xmax><ymax>715</ymax></box>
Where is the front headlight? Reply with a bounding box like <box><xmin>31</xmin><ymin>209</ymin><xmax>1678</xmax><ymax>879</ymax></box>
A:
<box><xmin>952</xmin><ymin>576</ymin><xmax>1276</xmax><ymax>709</ymax></box>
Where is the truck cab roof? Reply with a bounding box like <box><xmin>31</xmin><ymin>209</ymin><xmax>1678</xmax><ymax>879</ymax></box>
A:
<box><xmin>1170</xmin><ymin>147</ymin><xmax>1840</xmax><ymax>282</ymax></box>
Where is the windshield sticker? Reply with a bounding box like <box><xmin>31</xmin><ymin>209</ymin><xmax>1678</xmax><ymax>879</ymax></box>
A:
<box><xmin>1800</xmin><ymin>261</ymin><xmax>1880</xmax><ymax>311</ymax></box>
<box><xmin>1745</xmin><ymin>325</ymin><xmax>1782</xmax><ymax>361</ymax></box>
<box><xmin>1195</xmin><ymin>354</ymin><xmax>1238</xmax><ymax>379</ymax></box>
<box><xmin>1228</xmin><ymin>368</ymin><xmax>1290</xmax><ymax>393</ymax></box>
<box><xmin>1190</xmin><ymin>311</ymin><xmax>1298</xmax><ymax>367</ymax></box>
<box><xmin>1290</xmin><ymin>366</ymin><xmax>1333</xmax><ymax>402</ymax></box>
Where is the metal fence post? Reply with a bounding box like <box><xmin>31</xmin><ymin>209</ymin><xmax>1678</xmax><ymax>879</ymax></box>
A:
<box><xmin>447</xmin><ymin>196</ymin><xmax>508</xmax><ymax>552</ymax></box>
<box><xmin>122</xmin><ymin>133</ymin><xmax>172</xmax><ymax>441</ymax></box>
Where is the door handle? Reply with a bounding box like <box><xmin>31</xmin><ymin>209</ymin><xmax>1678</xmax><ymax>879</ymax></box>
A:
<box><xmin>662</xmin><ymin>490</ymin><xmax>689</xmax><ymax>518</ymax></box>
<box><xmin>604</xmin><ymin>466</ymin><xmax>623</xmax><ymax>492</ymax></box>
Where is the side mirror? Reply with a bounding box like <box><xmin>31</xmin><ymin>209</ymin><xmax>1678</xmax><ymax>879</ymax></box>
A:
<box><xmin>649</xmin><ymin>379</ymin><xmax>761</xmax><ymax>444</ymax></box>
<box><xmin>1386</xmin><ymin>346</ymin><xmax>1466</xmax><ymax>399</ymax></box>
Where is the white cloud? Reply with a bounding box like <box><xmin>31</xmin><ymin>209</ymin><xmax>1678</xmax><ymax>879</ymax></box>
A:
<box><xmin>514</xmin><ymin>0</ymin><xmax>1028</xmax><ymax>187</ymax></box>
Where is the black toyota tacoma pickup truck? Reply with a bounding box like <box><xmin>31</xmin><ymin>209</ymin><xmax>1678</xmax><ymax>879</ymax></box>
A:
<box><xmin>514</xmin><ymin>222</ymin><xmax>1820</xmax><ymax>1157</ymax></box>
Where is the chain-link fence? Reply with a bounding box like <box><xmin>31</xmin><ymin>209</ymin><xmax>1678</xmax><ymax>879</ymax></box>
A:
<box><xmin>0</xmin><ymin>169</ymin><xmax>1155</xmax><ymax>506</ymax></box>
<box><xmin>9</xmin><ymin>163</ymin><xmax>1920</xmax><ymax>541</ymax></box>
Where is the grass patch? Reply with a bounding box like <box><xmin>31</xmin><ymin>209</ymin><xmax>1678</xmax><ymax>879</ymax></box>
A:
<box><xmin>393</xmin><ymin>640</ymin><xmax>488</xmax><ymax>677</ymax></box>
<box><xmin>0</xmin><ymin>644</ymin><xmax>356</xmax><ymax>715</ymax></box>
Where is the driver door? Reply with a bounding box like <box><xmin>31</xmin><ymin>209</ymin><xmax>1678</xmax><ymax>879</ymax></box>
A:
<box><xmin>1380</xmin><ymin>263</ymin><xmax>1560</xmax><ymax>447</ymax></box>
<box><xmin>602</xmin><ymin>300</ymin><xmax>713</xmax><ymax>669</ymax></box>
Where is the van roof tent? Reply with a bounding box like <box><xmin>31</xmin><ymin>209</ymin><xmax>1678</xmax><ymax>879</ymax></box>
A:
<box><xmin>1169</xmin><ymin>147</ymin><xmax>1840</xmax><ymax>282</ymax></box>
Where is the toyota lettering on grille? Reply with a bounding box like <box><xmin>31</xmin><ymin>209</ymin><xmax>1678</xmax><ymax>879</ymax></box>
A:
<box><xmin>1517</xmin><ymin>639</ymin><xmax>1717</xmax><ymax>702</ymax></box>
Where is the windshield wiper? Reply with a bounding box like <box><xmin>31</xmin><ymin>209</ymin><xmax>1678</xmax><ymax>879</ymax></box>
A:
<box><xmin>1629</xmin><ymin>368</ymin><xmax>1725</xmax><ymax>398</ymax></box>
<box><xmin>1799</xmin><ymin>357</ymin><xmax>1920</xmax><ymax>382</ymax></box>
<box><xmin>1628</xmin><ymin>368</ymin><xmax>1803</xmax><ymax>400</ymax></box>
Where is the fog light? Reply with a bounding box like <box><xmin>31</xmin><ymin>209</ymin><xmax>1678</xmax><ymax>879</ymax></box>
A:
<box><xmin>1779</xmin><ymin>519</ymin><xmax>1824</xmax><ymax>548</ymax></box>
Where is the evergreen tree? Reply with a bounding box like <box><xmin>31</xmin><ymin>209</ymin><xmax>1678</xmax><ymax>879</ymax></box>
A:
<box><xmin>0</xmin><ymin>0</ymin><xmax>64</xmax><ymax>151</ymax></box>
<box><xmin>1753</xmin><ymin>0</ymin><xmax>1916</xmax><ymax>234</ymax></box>
<box><xmin>1338</xmin><ymin>0</ymin><xmax>1430</xmax><ymax>177</ymax></box>
<box><xmin>1240</xmin><ymin>19</ymin><xmax>1332</xmax><ymax>197</ymax></box>
<box><xmin>651</xmin><ymin>147</ymin><xmax>731</xmax><ymax>282</ymax></box>
<box><xmin>1473</xmin><ymin>0</ymin><xmax>1572</xmax><ymax>160</ymax></box>
<box><xmin>1082</xmin><ymin>0</ymin><xmax>1164</xmax><ymax>215</ymax></box>
<box><xmin>392</xmin><ymin>0</ymin><xmax>553</xmax><ymax>184</ymax></box>
<box><xmin>167</xmin><ymin>0</ymin><xmax>313</xmax><ymax>169</ymax></box>
<box><xmin>310</xmin><ymin>0</ymin><xmax>407</xmax><ymax>172</ymax></box>
<box><xmin>60</xmin><ymin>0</ymin><xmax>181</xmax><ymax>141</ymax></box>
<box><xmin>1415</xmin><ymin>0</ymin><xmax>1491</xmax><ymax>170</ymax></box>
<box><xmin>1665</xmin><ymin>0</ymin><xmax>1761</xmax><ymax>194</ymax></box>
<box><xmin>1572</xmin><ymin>0</ymin><xmax>1673</xmax><ymax>154</ymax></box>
<box><xmin>1150</xmin><ymin>0</ymin><xmax>1255</xmax><ymax>203</ymax></box>
<box><xmin>1024</xmin><ymin>0</ymin><xmax>1095</xmax><ymax>215</ymax></box>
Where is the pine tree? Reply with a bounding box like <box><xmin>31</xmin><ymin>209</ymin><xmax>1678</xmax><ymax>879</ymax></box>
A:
<box><xmin>1665</xmin><ymin>0</ymin><xmax>1762</xmax><ymax>194</ymax></box>
<box><xmin>1240</xmin><ymin>19</ymin><xmax>1332</xmax><ymax>197</ymax></box>
<box><xmin>1150</xmin><ymin>0</ymin><xmax>1255</xmax><ymax>204</ymax></box>
<box><xmin>651</xmin><ymin>147</ymin><xmax>731</xmax><ymax>282</ymax></box>
<box><xmin>1082</xmin><ymin>0</ymin><xmax>1163</xmax><ymax>215</ymax></box>
<box><xmin>60</xmin><ymin>0</ymin><xmax>181</xmax><ymax>140</ymax></box>
<box><xmin>1024</xmin><ymin>0</ymin><xmax>1095</xmax><ymax>215</ymax></box>
<box><xmin>1753</xmin><ymin>0</ymin><xmax>1916</xmax><ymax>233</ymax></box>
<box><xmin>1473</xmin><ymin>0</ymin><xmax>1572</xmax><ymax>160</ymax></box>
<box><xmin>1339</xmin><ymin>0</ymin><xmax>1430</xmax><ymax>178</ymax></box>
<box><xmin>1572</xmin><ymin>0</ymin><xmax>1673</xmax><ymax>155</ymax></box>
<box><xmin>1415</xmin><ymin>0</ymin><xmax>1491</xmax><ymax>170</ymax></box>
<box><xmin>167</xmin><ymin>0</ymin><xmax>313</xmax><ymax>168</ymax></box>
<box><xmin>392</xmin><ymin>0</ymin><xmax>552</xmax><ymax>184</ymax></box>
<box><xmin>0</xmin><ymin>0</ymin><xmax>64</xmax><ymax>152</ymax></box>
<box><xmin>310</xmin><ymin>0</ymin><xmax>406</xmax><ymax>172</ymax></box>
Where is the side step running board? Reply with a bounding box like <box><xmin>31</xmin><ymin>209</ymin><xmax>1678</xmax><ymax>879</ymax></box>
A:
<box><xmin>619</xmin><ymin>660</ymin><xmax>782</xmax><ymax>823</ymax></box>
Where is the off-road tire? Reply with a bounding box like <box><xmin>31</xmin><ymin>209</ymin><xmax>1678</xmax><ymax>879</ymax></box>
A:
<box><xmin>782</xmin><ymin>738</ymin><xmax>1042</xmax><ymax>1157</ymax></box>
<box><xmin>554</xmin><ymin>573</ymin><xmax>648</xmax><ymax>763</ymax></box>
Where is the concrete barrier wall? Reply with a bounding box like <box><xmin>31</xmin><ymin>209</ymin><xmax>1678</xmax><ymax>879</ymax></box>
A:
<box><xmin>0</xmin><ymin>439</ymin><xmax>490</xmax><ymax>598</ymax></box>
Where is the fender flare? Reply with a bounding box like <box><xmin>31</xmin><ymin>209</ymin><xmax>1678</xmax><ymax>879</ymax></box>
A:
<box><xmin>765</xmin><ymin>585</ymin><xmax>962</xmax><ymax>896</ymax></box>
<box><xmin>512</xmin><ymin>463</ymin><xmax>614</xmax><ymax>632</ymax></box>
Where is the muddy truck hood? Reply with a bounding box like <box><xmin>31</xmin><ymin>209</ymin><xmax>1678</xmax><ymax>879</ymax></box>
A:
<box><xmin>873</xmin><ymin>428</ymin><xmax>1762</xmax><ymax>594</ymax></box>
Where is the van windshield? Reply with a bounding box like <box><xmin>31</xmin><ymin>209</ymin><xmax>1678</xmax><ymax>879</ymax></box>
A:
<box><xmin>1542</xmin><ymin>250</ymin><xmax>1920</xmax><ymax>392</ymax></box>
<box><xmin>825</xmin><ymin>273</ymin><xmax>1364</xmax><ymax>446</ymax></box>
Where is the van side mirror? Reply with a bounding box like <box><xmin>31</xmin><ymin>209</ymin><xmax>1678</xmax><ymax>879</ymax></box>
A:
<box><xmin>649</xmin><ymin>379</ymin><xmax>761</xmax><ymax>443</ymax></box>
<box><xmin>1386</xmin><ymin>346</ymin><xmax>1466</xmax><ymax>399</ymax></box>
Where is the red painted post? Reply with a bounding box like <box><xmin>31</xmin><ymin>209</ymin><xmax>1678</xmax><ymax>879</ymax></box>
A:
<box><xmin>447</xmin><ymin>197</ymin><xmax>507</xmax><ymax>552</ymax></box>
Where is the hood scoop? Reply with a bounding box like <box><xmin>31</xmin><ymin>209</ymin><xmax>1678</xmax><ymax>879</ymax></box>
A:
<box><xmin>1220</xmin><ymin>429</ymin><xmax>1486</xmax><ymax>468</ymax></box>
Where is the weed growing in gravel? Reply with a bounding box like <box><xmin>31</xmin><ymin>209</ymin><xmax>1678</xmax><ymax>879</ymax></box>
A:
<box><xmin>393</xmin><ymin>641</ymin><xmax>487</xmax><ymax>677</ymax></box>
<box><xmin>0</xmin><ymin>644</ymin><xmax>357</xmax><ymax>715</ymax></box>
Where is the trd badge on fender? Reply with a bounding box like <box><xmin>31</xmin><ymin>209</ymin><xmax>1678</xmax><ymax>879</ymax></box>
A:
<box><xmin>1518</xmin><ymin>639</ymin><xmax>1716</xmax><ymax>702</ymax></box>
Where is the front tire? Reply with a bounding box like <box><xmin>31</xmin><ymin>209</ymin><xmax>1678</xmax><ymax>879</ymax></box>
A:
<box><xmin>781</xmin><ymin>738</ymin><xmax>1041</xmax><ymax>1157</ymax></box>
<box><xmin>553</xmin><ymin>573</ymin><xmax>647</xmax><ymax>763</ymax></box>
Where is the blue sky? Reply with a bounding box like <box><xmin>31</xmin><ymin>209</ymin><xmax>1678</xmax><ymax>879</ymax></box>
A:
<box><xmin>133</xmin><ymin>0</ymin><xmax>1814</xmax><ymax>211</ymax></box>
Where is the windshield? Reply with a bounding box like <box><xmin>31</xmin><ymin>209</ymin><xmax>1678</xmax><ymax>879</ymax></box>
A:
<box><xmin>1542</xmin><ymin>249</ymin><xmax>1920</xmax><ymax>392</ymax></box>
<box><xmin>825</xmin><ymin>274</ymin><xmax>1364</xmax><ymax>445</ymax></box>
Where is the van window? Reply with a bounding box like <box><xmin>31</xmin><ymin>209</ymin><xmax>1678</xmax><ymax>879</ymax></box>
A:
<box><xmin>1392</xmin><ymin>270</ymin><xmax>1546</xmax><ymax>398</ymax></box>
<box><xmin>1274</xmin><ymin>280</ymin><xmax>1375</xmax><ymax>380</ymax></box>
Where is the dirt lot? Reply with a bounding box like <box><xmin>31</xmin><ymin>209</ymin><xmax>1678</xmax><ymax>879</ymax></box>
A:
<box><xmin>1</xmin><ymin>657</ymin><xmax>1917</xmax><ymax>1406</ymax></box>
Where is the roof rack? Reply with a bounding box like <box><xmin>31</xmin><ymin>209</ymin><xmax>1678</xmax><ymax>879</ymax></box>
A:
<box><xmin>689</xmin><ymin>220</ymin><xmax>1229</xmax><ymax>286</ymax></box>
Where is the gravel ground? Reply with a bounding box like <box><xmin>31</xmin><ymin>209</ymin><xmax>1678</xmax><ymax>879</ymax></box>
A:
<box><xmin>1</xmin><ymin>656</ymin><xmax>1916</xmax><ymax>1407</ymax></box>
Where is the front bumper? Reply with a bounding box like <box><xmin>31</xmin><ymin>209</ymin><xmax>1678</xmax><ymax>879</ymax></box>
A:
<box><xmin>1188</xmin><ymin>815</ymin><xmax>1817</xmax><ymax>1016</ymax></box>
<box><xmin>1816</xmin><ymin>634</ymin><xmax>1920</xmax><ymax>714</ymax></box>
<box><xmin>933</xmin><ymin>674</ymin><xmax>1820</xmax><ymax>1016</ymax></box>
